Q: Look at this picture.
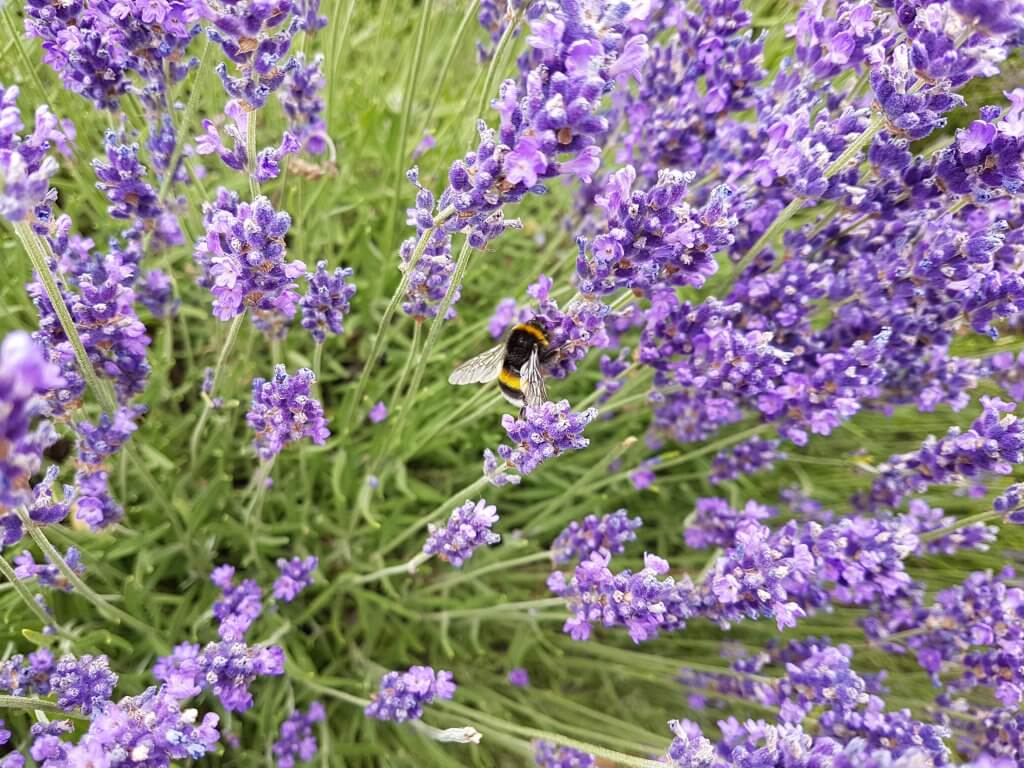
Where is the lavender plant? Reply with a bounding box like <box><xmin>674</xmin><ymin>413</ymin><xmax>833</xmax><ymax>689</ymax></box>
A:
<box><xmin>2</xmin><ymin>0</ymin><xmax>1024</xmax><ymax>765</ymax></box>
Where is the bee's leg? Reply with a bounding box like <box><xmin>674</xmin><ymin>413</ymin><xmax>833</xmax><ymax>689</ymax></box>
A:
<box><xmin>540</xmin><ymin>347</ymin><xmax>560</xmax><ymax>365</ymax></box>
<box><xmin>519</xmin><ymin>405</ymin><xmax>528</xmax><ymax>418</ymax></box>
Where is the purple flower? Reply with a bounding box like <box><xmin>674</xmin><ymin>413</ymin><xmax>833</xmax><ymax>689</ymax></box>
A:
<box><xmin>775</xmin><ymin>644</ymin><xmax>869</xmax><ymax>723</ymax></box>
<box><xmin>280</xmin><ymin>53</ymin><xmax>329</xmax><ymax>155</ymax></box>
<box><xmin>423</xmin><ymin>499</ymin><xmax>500</xmax><ymax>568</ymax></box>
<box><xmin>549</xmin><ymin>552</ymin><xmax>696</xmax><ymax>643</ymax></box>
<box><xmin>400</xmin><ymin>172</ymin><xmax>459</xmax><ymax>321</ymax></box>
<box><xmin>273</xmin><ymin>701</ymin><xmax>325</xmax><ymax>768</ymax></box>
<box><xmin>50</xmin><ymin>654</ymin><xmax>117</xmax><ymax>715</ymax></box>
<box><xmin>364</xmin><ymin>666</ymin><xmax>455</xmax><ymax>723</ymax></box>
<box><xmin>702</xmin><ymin>521</ymin><xmax>813</xmax><ymax>631</ymax></box>
<box><xmin>65</xmin><ymin>686</ymin><xmax>220</xmax><ymax>764</ymax></box>
<box><xmin>491</xmin><ymin>400</ymin><xmax>598</xmax><ymax>480</ymax></box>
<box><xmin>206</xmin><ymin>0</ymin><xmax>300</xmax><ymax>109</ymax></box>
<box><xmin>0</xmin><ymin>650</ymin><xmax>54</xmax><ymax>697</ymax></box>
<box><xmin>195</xmin><ymin>192</ymin><xmax>305</xmax><ymax>322</ymax></box>
<box><xmin>299</xmin><ymin>260</ymin><xmax>356</xmax><ymax>343</ymax></box>
<box><xmin>0</xmin><ymin>331</ymin><xmax>63</xmax><ymax>509</ymax></box>
<box><xmin>368</xmin><ymin>401</ymin><xmax>388</xmax><ymax>424</ymax></box>
<box><xmin>153</xmin><ymin>641</ymin><xmax>203</xmax><ymax>700</ymax></box>
<box><xmin>576</xmin><ymin>168</ymin><xmax>738</xmax><ymax>296</ymax></box>
<box><xmin>195</xmin><ymin>640</ymin><xmax>285</xmax><ymax>712</ymax></box>
<box><xmin>533</xmin><ymin>740</ymin><xmax>595</xmax><ymax>767</ymax></box>
<box><xmin>684</xmin><ymin>499</ymin><xmax>775</xmax><ymax>550</ymax></box>
<box><xmin>14</xmin><ymin>547</ymin><xmax>84</xmax><ymax>592</ymax></box>
<box><xmin>487</xmin><ymin>297</ymin><xmax>530</xmax><ymax>339</ymax></box>
<box><xmin>710</xmin><ymin>437</ymin><xmax>785</xmax><ymax>485</ymax></box>
<box><xmin>665</xmin><ymin>720</ymin><xmax>715</xmax><ymax>767</ymax></box>
<box><xmin>138</xmin><ymin>268</ymin><xmax>179</xmax><ymax>318</ymax></box>
<box><xmin>273</xmin><ymin>555</ymin><xmax>318</xmax><ymax>602</ymax></box>
<box><xmin>550</xmin><ymin>509</ymin><xmax>642</xmax><ymax>566</ymax></box>
<box><xmin>0</xmin><ymin>84</ymin><xmax>72</xmax><ymax>227</ymax></box>
<box><xmin>211</xmin><ymin>564</ymin><xmax>264</xmax><ymax>640</ymax></box>
<box><xmin>247</xmin><ymin>366</ymin><xmax>330</xmax><ymax>460</ymax></box>
<box><xmin>508</xmin><ymin>667</ymin><xmax>529</xmax><ymax>687</ymax></box>
<box><xmin>995</xmin><ymin>483</ymin><xmax>1024</xmax><ymax>524</ymax></box>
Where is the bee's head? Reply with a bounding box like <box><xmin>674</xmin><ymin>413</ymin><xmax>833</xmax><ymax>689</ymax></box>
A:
<box><xmin>528</xmin><ymin>316</ymin><xmax>548</xmax><ymax>333</ymax></box>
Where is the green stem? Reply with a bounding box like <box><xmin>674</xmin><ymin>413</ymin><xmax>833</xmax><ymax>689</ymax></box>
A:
<box><xmin>417</xmin><ymin>0</ymin><xmax>480</xmax><ymax>137</ymax></box>
<box><xmin>158</xmin><ymin>36</ymin><xmax>212</xmax><ymax>204</ymax></box>
<box><xmin>374</xmin><ymin>473</ymin><xmax>491</xmax><ymax>559</ymax></box>
<box><xmin>190</xmin><ymin>312</ymin><xmax>246</xmax><ymax>463</ymax></box>
<box><xmin>439</xmin><ymin>701</ymin><xmax>665</xmax><ymax>768</ymax></box>
<box><xmin>247</xmin><ymin>108</ymin><xmax>260</xmax><ymax>199</ymax></box>
<box><xmin>385</xmin><ymin>0</ymin><xmax>434</xmax><ymax>262</ymax></box>
<box><xmin>418</xmin><ymin>550</ymin><xmax>551</xmax><ymax>595</ymax></box>
<box><xmin>919</xmin><ymin>509</ymin><xmax>999</xmax><ymax>543</ymax></box>
<box><xmin>14</xmin><ymin>223</ymin><xmax>118</xmax><ymax>413</ymax></box>
<box><xmin>313</xmin><ymin>341</ymin><xmax>324</xmax><ymax>381</ymax></box>
<box><xmin>15</xmin><ymin>509</ymin><xmax>161</xmax><ymax>643</ymax></box>
<box><xmin>0</xmin><ymin>551</ymin><xmax>59</xmax><ymax>630</ymax></box>
<box><xmin>352</xmin><ymin>551</ymin><xmax>432</xmax><ymax>585</ymax></box>
<box><xmin>382</xmin><ymin>238</ymin><xmax>473</xmax><ymax>455</ymax></box>
<box><xmin>0</xmin><ymin>694</ymin><xmax>88</xmax><ymax>721</ymax></box>
<box><xmin>339</xmin><ymin>206</ymin><xmax>455</xmax><ymax>438</ymax></box>
<box><xmin>424</xmin><ymin>597</ymin><xmax>565</xmax><ymax>620</ymax></box>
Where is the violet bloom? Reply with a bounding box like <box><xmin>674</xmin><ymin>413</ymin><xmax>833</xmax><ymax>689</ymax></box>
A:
<box><xmin>138</xmin><ymin>268</ymin><xmax>179</xmax><ymax>318</ymax></box>
<box><xmin>211</xmin><ymin>564</ymin><xmax>264</xmax><ymax>640</ymax></box>
<box><xmin>508</xmin><ymin>668</ymin><xmax>529</xmax><ymax>687</ymax></box>
<box><xmin>206</xmin><ymin>0</ymin><xmax>301</xmax><ymax>109</ymax></box>
<box><xmin>299</xmin><ymin>260</ymin><xmax>356</xmax><ymax>343</ymax></box>
<box><xmin>64</xmin><ymin>686</ymin><xmax>221</xmax><ymax>765</ymax></box>
<box><xmin>13</xmin><ymin>547</ymin><xmax>84</xmax><ymax>592</ymax></box>
<box><xmin>550</xmin><ymin>509</ymin><xmax>642</xmax><ymax>566</ymax></box>
<box><xmin>0</xmin><ymin>84</ymin><xmax>73</xmax><ymax>227</ymax></box>
<box><xmin>869</xmin><ymin>396</ymin><xmax>1024</xmax><ymax>508</ymax></box>
<box><xmin>247</xmin><ymin>366</ymin><xmax>330</xmax><ymax>460</ymax></box>
<box><xmin>491</xmin><ymin>400</ymin><xmax>598</xmax><ymax>481</ymax></box>
<box><xmin>273</xmin><ymin>555</ymin><xmax>318</xmax><ymax>602</ymax></box>
<box><xmin>995</xmin><ymin>483</ymin><xmax>1024</xmax><ymax>523</ymax></box>
<box><xmin>50</xmin><ymin>654</ymin><xmax>118</xmax><ymax>715</ymax></box>
<box><xmin>399</xmin><ymin>170</ymin><xmax>458</xmax><ymax>321</ymax></box>
<box><xmin>533</xmin><ymin>740</ymin><xmax>595</xmax><ymax>767</ymax></box>
<box><xmin>280</xmin><ymin>53</ymin><xmax>329</xmax><ymax>155</ymax></box>
<box><xmin>576</xmin><ymin>167</ymin><xmax>738</xmax><ymax>296</ymax></box>
<box><xmin>775</xmin><ymin>644</ymin><xmax>869</xmax><ymax>723</ymax></box>
<box><xmin>364</xmin><ymin>666</ymin><xmax>455</xmax><ymax>723</ymax></box>
<box><xmin>91</xmin><ymin>131</ymin><xmax>164</xmax><ymax>227</ymax></box>
<box><xmin>195</xmin><ymin>640</ymin><xmax>285</xmax><ymax>712</ymax></box>
<box><xmin>28</xmin><ymin>719</ymin><xmax>71</xmax><ymax>764</ymax></box>
<box><xmin>0</xmin><ymin>331</ymin><xmax>63</xmax><ymax>509</ymax></box>
<box><xmin>0</xmin><ymin>650</ymin><xmax>54</xmax><ymax>697</ymax></box>
<box><xmin>423</xmin><ymin>499</ymin><xmax>500</xmax><ymax>568</ymax></box>
<box><xmin>709</xmin><ymin>437</ymin><xmax>785</xmax><ymax>485</ymax></box>
<box><xmin>73</xmin><ymin>405</ymin><xmax>145</xmax><ymax>531</ymax></box>
<box><xmin>701</xmin><ymin>521</ymin><xmax>814</xmax><ymax>631</ymax></box>
<box><xmin>194</xmin><ymin>192</ymin><xmax>305</xmax><ymax>323</ymax></box>
<box><xmin>665</xmin><ymin>720</ymin><xmax>716</xmax><ymax>767</ymax></box>
<box><xmin>368</xmin><ymin>401</ymin><xmax>388</xmax><ymax>424</ymax></box>
<box><xmin>684</xmin><ymin>499</ymin><xmax>775</xmax><ymax>550</ymax></box>
<box><xmin>273</xmin><ymin>701</ymin><xmax>325</xmax><ymax>768</ymax></box>
<box><xmin>548</xmin><ymin>552</ymin><xmax>696</xmax><ymax>643</ymax></box>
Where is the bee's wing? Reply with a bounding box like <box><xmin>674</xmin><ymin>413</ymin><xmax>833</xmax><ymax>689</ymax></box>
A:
<box><xmin>448</xmin><ymin>344</ymin><xmax>505</xmax><ymax>385</ymax></box>
<box><xmin>521</xmin><ymin>347</ymin><xmax>548</xmax><ymax>408</ymax></box>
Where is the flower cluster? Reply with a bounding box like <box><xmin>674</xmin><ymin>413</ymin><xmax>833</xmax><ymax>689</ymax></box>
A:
<box><xmin>423</xmin><ymin>499</ymin><xmax>501</xmax><ymax>568</ymax></box>
<box><xmin>273</xmin><ymin>701</ymin><xmax>325</xmax><ymax>768</ymax></box>
<box><xmin>364</xmin><ymin>666</ymin><xmax>455</xmax><ymax>723</ymax></box>
<box><xmin>273</xmin><ymin>555</ymin><xmax>318</xmax><ymax>602</ymax></box>
<box><xmin>488</xmin><ymin>400</ymin><xmax>598</xmax><ymax>481</ymax></box>
<box><xmin>550</xmin><ymin>509</ymin><xmax>642</xmax><ymax>566</ymax></box>
<box><xmin>211</xmin><ymin>564</ymin><xmax>264</xmax><ymax>640</ymax></box>
<box><xmin>247</xmin><ymin>366</ymin><xmax>330</xmax><ymax>460</ymax></box>
<box><xmin>300</xmin><ymin>260</ymin><xmax>356</xmax><ymax>343</ymax></box>
<box><xmin>684</xmin><ymin>498</ymin><xmax>775</xmax><ymax>550</ymax></box>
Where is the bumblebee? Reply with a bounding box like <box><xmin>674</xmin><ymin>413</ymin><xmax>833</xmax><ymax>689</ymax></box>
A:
<box><xmin>448</xmin><ymin>318</ymin><xmax>555</xmax><ymax>409</ymax></box>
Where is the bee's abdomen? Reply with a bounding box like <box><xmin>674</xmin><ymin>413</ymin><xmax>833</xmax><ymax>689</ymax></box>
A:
<box><xmin>498</xmin><ymin>368</ymin><xmax>525</xmax><ymax>406</ymax></box>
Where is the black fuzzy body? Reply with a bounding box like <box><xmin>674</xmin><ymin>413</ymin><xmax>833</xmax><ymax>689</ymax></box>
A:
<box><xmin>497</xmin><ymin>320</ymin><xmax>550</xmax><ymax>406</ymax></box>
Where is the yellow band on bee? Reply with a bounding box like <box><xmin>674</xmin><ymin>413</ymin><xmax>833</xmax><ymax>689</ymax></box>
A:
<box><xmin>512</xmin><ymin>323</ymin><xmax>548</xmax><ymax>345</ymax></box>
<box><xmin>498</xmin><ymin>369</ymin><xmax>522</xmax><ymax>389</ymax></box>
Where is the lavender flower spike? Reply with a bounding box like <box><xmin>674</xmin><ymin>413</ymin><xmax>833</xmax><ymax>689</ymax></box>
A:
<box><xmin>423</xmin><ymin>499</ymin><xmax>501</xmax><ymax>568</ymax></box>
<box><xmin>0</xmin><ymin>331</ymin><xmax>63</xmax><ymax>509</ymax></box>
<box><xmin>299</xmin><ymin>260</ymin><xmax>356</xmax><ymax>343</ymax></box>
<box><xmin>492</xmin><ymin>400</ymin><xmax>598</xmax><ymax>479</ymax></box>
<box><xmin>364</xmin><ymin>666</ymin><xmax>455</xmax><ymax>723</ymax></box>
<box><xmin>551</xmin><ymin>509</ymin><xmax>642</xmax><ymax>566</ymax></box>
<box><xmin>247</xmin><ymin>366</ymin><xmax>330</xmax><ymax>460</ymax></box>
<box><xmin>273</xmin><ymin>555</ymin><xmax>318</xmax><ymax>602</ymax></box>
